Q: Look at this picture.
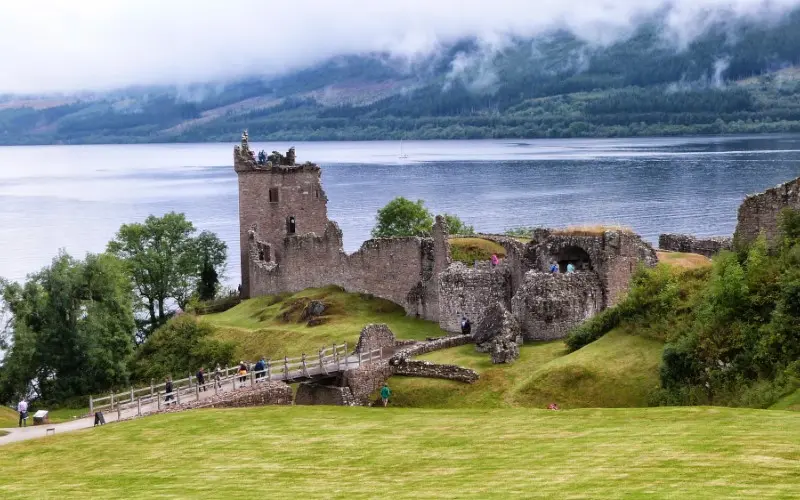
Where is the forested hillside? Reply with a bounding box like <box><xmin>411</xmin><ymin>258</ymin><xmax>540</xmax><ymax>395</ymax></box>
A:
<box><xmin>3</xmin><ymin>8</ymin><xmax>800</xmax><ymax>144</ymax></box>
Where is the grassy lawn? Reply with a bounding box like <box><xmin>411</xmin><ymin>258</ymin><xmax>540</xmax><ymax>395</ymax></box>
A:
<box><xmin>388</xmin><ymin>329</ymin><xmax>663</xmax><ymax>409</ymax></box>
<box><xmin>0</xmin><ymin>406</ymin><xmax>797</xmax><ymax>499</ymax></box>
<box><xmin>204</xmin><ymin>286</ymin><xmax>447</xmax><ymax>360</ymax></box>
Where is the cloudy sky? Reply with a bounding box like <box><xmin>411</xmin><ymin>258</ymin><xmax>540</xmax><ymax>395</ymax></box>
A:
<box><xmin>1</xmin><ymin>0</ymin><xmax>798</xmax><ymax>94</ymax></box>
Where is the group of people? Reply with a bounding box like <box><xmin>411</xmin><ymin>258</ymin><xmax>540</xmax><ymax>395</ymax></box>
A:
<box><xmin>549</xmin><ymin>262</ymin><xmax>576</xmax><ymax>273</ymax></box>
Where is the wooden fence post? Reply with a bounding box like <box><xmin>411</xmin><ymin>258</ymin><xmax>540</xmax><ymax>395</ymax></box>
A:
<box><xmin>137</xmin><ymin>397</ymin><xmax>141</xmax><ymax>416</ymax></box>
<box><xmin>117</xmin><ymin>404</ymin><xmax>121</xmax><ymax>421</ymax></box>
<box><xmin>176</xmin><ymin>388</ymin><xmax>181</xmax><ymax>405</ymax></box>
<box><xmin>195</xmin><ymin>381</ymin><xmax>200</xmax><ymax>400</ymax></box>
<box><xmin>266</xmin><ymin>359</ymin><xmax>271</xmax><ymax>381</ymax></box>
<box><xmin>89</xmin><ymin>395</ymin><xmax>94</xmax><ymax>415</ymax></box>
<box><xmin>130</xmin><ymin>386</ymin><xmax>134</xmax><ymax>403</ymax></box>
<box><xmin>301</xmin><ymin>353</ymin><xmax>307</xmax><ymax>377</ymax></box>
<box><xmin>344</xmin><ymin>342</ymin><xmax>349</xmax><ymax>369</ymax></box>
<box><xmin>380</xmin><ymin>346</ymin><xmax>384</xmax><ymax>359</ymax></box>
<box><xmin>284</xmin><ymin>356</ymin><xmax>289</xmax><ymax>380</ymax></box>
<box><xmin>110</xmin><ymin>392</ymin><xmax>115</xmax><ymax>410</ymax></box>
<box><xmin>157</xmin><ymin>391</ymin><xmax>162</xmax><ymax>411</ymax></box>
<box><xmin>188</xmin><ymin>373</ymin><xmax>193</xmax><ymax>387</ymax></box>
<box><xmin>150</xmin><ymin>379</ymin><xmax>154</xmax><ymax>396</ymax></box>
<box><xmin>214</xmin><ymin>380</ymin><xmax>218</xmax><ymax>395</ymax></box>
<box><xmin>232</xmin><ymin>372</ymin><xmax>236</xmax><ymax>391</ymax></box>
<box><xmin>358</xmin><ymin>350</ymin><xmax>363</xmax><ymax>366</ymax></box>
<box><xmin>250</xmin><ymin>371</ymin><xmax>255</xmax><ymax>387</ymax></box>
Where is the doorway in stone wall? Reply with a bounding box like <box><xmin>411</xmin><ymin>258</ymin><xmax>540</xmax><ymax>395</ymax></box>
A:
<box><xmin>287</xmin><ymin>216</ymin><xmax>296</xmax><ymax>234</ymax></box>
<box><xmin>554</xmin><ymin>246</ymin><xmax>592</xmax><ymax>272</ymax></box>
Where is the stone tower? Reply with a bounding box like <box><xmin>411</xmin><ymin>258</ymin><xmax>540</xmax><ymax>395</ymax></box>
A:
<box><xmin>233</xmin><ymin>132</ymin><xmax>328</xmax><ymax>298</ymax></box>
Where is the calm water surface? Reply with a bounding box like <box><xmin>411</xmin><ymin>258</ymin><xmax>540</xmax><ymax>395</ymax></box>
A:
<box><xmin>1</xmin><ymin>135</ymin><xmax>799</xmax><ymax>285</ymax></box>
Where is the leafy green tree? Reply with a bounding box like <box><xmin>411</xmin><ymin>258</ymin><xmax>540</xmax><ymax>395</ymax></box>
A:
<box><xmin>107</xmin><ymin>212</ymin><xmax>227</xmax><ymax>341</ymax></box>
<box><xmin>131</xmin><ymin>315</ymin><xmax>235</xmax><ymax>382</ymax></box>
<box><xmin>443</xmin><ymin>214</ymin><xmax>474</xmax><ymax>235</ymax></box>
<box><xmin>371</xmin><ymin>197</ymin><xmax>434</xmax><ymax>238</ymax></box>
<box><xmin>0</xmin><ymin>252</ymin><xmax>135</xmax><ymax>404</ymax></box>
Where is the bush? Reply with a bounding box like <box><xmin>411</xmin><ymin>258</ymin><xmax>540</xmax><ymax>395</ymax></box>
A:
<box><xmin>371</xmin><ymin>197</ymin><xmax>433</xmax><ymax>238</ymax></box>
<box><xmin>132</xmin><ymin>315</ymin><xmax>235</xmax><ymax>381</ymax></box>
<box><xmin>443</xmin><ymin>214</ymin><xmax>474</xmax><ymax>235</ymax></box>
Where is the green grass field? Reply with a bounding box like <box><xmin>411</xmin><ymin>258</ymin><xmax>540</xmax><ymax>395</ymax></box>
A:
<box><xmin>389</xmin><ymin>329</ymin><xmax>663</xmax><ymax>408</ymax></box>
<box><xmin>0</xmin><ymin>406</ymin><xmax>797</xmax><ymax>499</ymax></box>
<box><xmin>204</xmin><ymin>286</ymin><xmax>446</xmax><ymax>360</ymax></box>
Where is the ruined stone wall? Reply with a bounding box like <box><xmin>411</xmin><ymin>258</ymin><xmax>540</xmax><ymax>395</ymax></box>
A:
<box><xmin>734</xmin><ymin>176</ymin><xmax>800</xmax><ymax>247</ymax></box>
<box><xmin>295</xmin><ymin>382</ymin><xmax>356</xmax><ymax>406</ymax></box>
<box><xmin>391</xmin><ymin>359</ymin><xmax>478</xmax><ymax>383</ymax></box>
<box><xmin>438</xmin><ymin>264</ymin><xmax>513</xmax><ymax>333</ymax></box>
<box><xmin>391</xmin><ymin>335</ymin><xmax>473</xmax><ymax>361</ymax></box>
<box><xmin>246</xmin><ymin>221</ymin><xmax>440</xmax><ymax>320</ymax></box>
<box><xmin>511</xmin><ymin>271</ymin><xmax>604</xmax><ymax>340</ymax></box>
<box><xmin>355</xmin><ymin>324</ymin><xmax>396</xmax><ymax>354</ymax></box>
<box><xmin>658</xmin><ymin>233</ymin><xmax>732</xmax><ymax>257</ymax></box>
<box><xmin>236</xmin><ymin>146</ymin><xmax>328</xmax><ymax>298</ymax></box>
<box><xmin>340</xmin><ymin>361</ymin><xmax>394</xmax><ymax>404</ymax></box>
<box><xmin>527</xmin><ymin>230</ymin><xmax>657</xmax><ymax>308</ymax></box>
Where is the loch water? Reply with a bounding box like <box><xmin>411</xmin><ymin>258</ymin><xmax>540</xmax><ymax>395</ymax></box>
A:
<box><xmin>1</xmin><ymin>134</ymin><xmax>799</xmax><ymax>285</ymax></box>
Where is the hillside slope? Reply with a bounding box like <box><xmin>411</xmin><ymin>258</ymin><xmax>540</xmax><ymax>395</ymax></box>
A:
<box><xmin>5</xmin><ymin>8</ymin><xmax>800</xmax><ymax>144</ymax></box>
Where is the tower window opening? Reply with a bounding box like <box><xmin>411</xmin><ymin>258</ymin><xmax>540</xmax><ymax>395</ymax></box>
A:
<box><xmin>287</xmin><ymin>216</ymin><xmax>296</xmax><ymax>234</ymax></box>
<box><xmin>269</xmin><ymin>188</ymin><xmax>279</xmax><ymax>203</ymax></box>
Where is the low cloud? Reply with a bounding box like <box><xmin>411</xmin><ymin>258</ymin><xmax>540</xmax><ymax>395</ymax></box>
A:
<box><xmin>1</xmin><ymin>0</ymin><xmax>799</xmax><ymax>94</ymax></box>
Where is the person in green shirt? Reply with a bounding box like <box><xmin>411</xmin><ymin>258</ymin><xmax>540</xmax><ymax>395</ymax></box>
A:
<box><xmin>380</xmin><ymin>383</ymin><xmax>392</xmax><ymax>407</ymax></box>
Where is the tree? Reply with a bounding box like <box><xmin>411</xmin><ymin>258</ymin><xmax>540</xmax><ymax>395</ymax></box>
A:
<box><xmin>0</xmin><ymin>252</ymin><xmax>135</xmax><ymax>404</ymax></box>
<box><xmin>443</xmin><ymin>213</ymin><xmax>474</xmax><ymax>235</ymax></box>
<box><xmin>195</xmin><ymin>231</ymin><xmax>227</xmax><ymax>301</ymax></box>
<box><xmin>371</xmin><ymin>197</ymin><xmax>434</xmax><ymax>238</ymax></box>
<box><xmin>106</xmin><ymin>212</ymin><xmax>227</xmax><ymax>342</ymax></box>
<box><xmin>131</xmin><ymin>315</ymin><xmax>235</xmax><ymax>382</ymax></box>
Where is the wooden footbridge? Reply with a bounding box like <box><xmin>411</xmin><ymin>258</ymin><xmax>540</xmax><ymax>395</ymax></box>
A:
<box><xmin>90</xmin><ymin>343</ymin><xmax>388</xmax><ymax>419</ymax></box>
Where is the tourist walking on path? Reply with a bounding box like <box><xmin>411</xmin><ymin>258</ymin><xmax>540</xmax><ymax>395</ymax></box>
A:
<box><xmin>461</xmin><ymin>316</ymin><xmax>472</xmax><ymax>336</ymax></box>
<box><xmin>380</xmin><ymin>383</ymin><xmax>392</xmax><ymax>407</ymax></box>
<box><xmin>238</xmin><ymin>362</ymin><xmax>248</xmax><ymax>388</ymax></box>
<box><xmin>491</xmin><ymin>254</ymin><xmax>499</xmax><ymax>267</ymax></box>
<box><xmin>550</xmin><ymin>261</ymin><xmax>559</xmax><ymax>273</ymax></box>
<box><xmin>255</xmin><ymin>358</ymin><xmax>266</xmax><ymax>380</ymax></box>
<box><xmin>197</xmin><ymin>368</ymin><xmax>206</xmax><ymax>392</ymax></box>
<box><xmin>17</xmin><ymin>399</ymin><xmax>28</xmax><ymax>427</ymax></box>
<box><xmin>164</xmin><ymin>377</ymin><xmax>174</xmax><ymax>404</ymax></box>
<box><xmin>214</xmin><ymin>364</ymin><xmax>223</xmax><ymax>389</ymax></box>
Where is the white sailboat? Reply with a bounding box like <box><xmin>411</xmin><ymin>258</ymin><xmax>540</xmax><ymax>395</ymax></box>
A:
<box><xmin>399</xmin><ymin>140</ymin><xmax>409</xmax><ymax>160</ymax></box>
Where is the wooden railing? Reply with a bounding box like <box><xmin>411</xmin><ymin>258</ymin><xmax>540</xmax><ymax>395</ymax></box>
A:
<box><xmin>89</xmin><ymin>343</ymin><xmax>388</xmax><ymax>417</ymax></box>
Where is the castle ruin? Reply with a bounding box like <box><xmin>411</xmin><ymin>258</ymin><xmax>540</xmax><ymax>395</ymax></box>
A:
<box><xmin>234</xmin><ymin>135</ymin><xmax>658</xmax><ymax>340</ymax></box>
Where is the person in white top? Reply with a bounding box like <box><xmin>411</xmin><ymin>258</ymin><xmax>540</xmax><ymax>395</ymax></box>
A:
<box><xmin>17</xmin><ymin>399</ymin><xmax>28</xmax><ymax>427</ymax></box>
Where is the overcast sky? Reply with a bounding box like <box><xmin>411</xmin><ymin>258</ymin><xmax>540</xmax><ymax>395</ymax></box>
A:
<box><xmin>1</xmin><ymin>0</ymin><xmax>798</xmax><ymax>94</ymax></box>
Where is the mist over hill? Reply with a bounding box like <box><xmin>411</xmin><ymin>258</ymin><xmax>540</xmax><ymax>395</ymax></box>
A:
<box><xmin>3</xmin><ymin>4</ymin><xmax>800</xmax><ymax>144</ymax></box>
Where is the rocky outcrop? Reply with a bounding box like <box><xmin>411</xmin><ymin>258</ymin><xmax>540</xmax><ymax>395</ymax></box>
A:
<box><xmin>473</xmin><ymin>302</ymin><xmax>521</xmax><ymax>354</ymax></box>
<box><xmin>658</xmin><ymin>233</ymin><xmax>732</xmax><ymax>257</ymax></box>
<box><xmin>391</xmin><ymin>359</ymin><xmax>478</xmax><ymax>383</ymax></box>
<box><xmin>491</xmin><ymin>338</ymin><xmax>520</xmax><ymax>364</ymax></box>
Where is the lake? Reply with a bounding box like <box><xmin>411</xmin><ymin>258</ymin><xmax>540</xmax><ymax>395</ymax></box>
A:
<box><xmin>1</xmin><ymin>135</ymin><xmax>799</xmax><ymax>286</ymax></box>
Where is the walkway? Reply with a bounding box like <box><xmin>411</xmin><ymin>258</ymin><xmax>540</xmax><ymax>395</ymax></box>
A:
<box><xmin>0</xmin><ymin>343</ymin><xmax>387</xmax><ymax>446</ymax></box>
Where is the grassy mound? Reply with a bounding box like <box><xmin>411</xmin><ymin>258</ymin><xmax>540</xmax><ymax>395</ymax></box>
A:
<box><xmin>388</xmin><ymin>329</ymin><xmax>663</xmax><ymax>409</ymax></box>
<box><xmin>0</xmin><ymin>406</ymin><xmax>18</xmax><ymax>427</ymax></box>
<box><xmin>513</xmin><ymin>330</ymin><xmax>663</xmax><ymax>408</ymax></box>
<box><xmin>203</xmin><ymin>286</ymin><xmax>446</xmax><ymax>360</ymax></box>
<box><xmin>656</xmin><ymin>250</ymin><xmax>712</xmax><ymax>269</ymax></box>
<box><xmin>771</xmin><ymin>388</ymin><xmax>800</xmax><ymax>411</ymax></box>
<box><xmin>1</xmin><ymin>406</ymin><xmax>797</xmax><ymax>498</ymax></box>
<box><xmin>449</xmin><ymin>237</ymin><xmax>506</xmax><ymax>265</ymax></box>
